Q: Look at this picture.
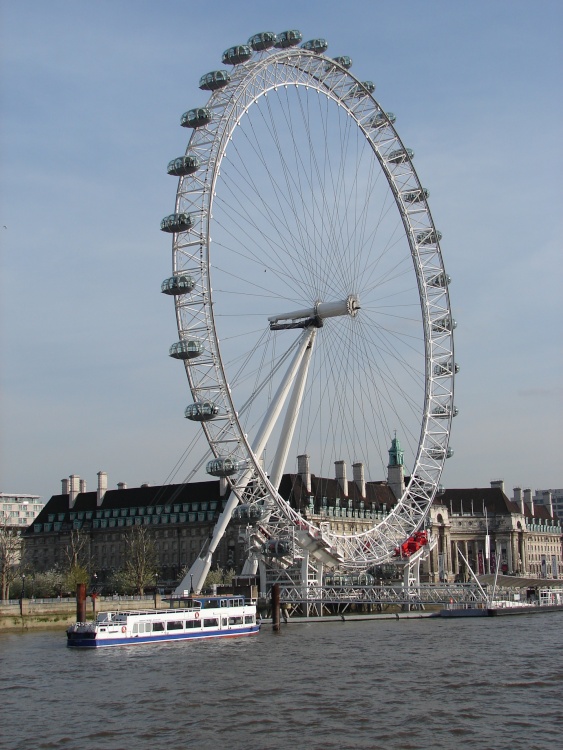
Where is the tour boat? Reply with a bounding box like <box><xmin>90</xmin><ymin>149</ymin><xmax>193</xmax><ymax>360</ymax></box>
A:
<box><xmin>66</xmin><ymin>595</ymin><xmax>260</xmax><ymax>648</ymax></box>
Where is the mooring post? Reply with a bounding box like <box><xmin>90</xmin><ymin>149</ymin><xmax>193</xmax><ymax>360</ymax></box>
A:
<box><xmin>272</xmin><ymin>583</ymin><xmax>281</xmax><ymax>631</ymax></box>
<box><xmin>76</xmin><ymin>583</ymin><xmax>86</xmax><ymax>624</ymax></box>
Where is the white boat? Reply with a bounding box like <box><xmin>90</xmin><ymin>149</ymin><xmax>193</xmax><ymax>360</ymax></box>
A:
<box><xmin>66</xmin><ymin>595</ymin><xmax>259</xmax><ymax>648</ymax></box>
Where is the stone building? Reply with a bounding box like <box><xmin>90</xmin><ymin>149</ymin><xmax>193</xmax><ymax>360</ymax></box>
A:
<box><xmin>423</xmin><ymin>480</ymin><xmax>562</xmax><ymax>582</ymax></box>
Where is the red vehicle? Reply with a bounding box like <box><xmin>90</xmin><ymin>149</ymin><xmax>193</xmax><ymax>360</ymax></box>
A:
<box><xmin>393</xmin><ymin>530</ymin><xmax>428</xmax><ymax>558</ymax></box>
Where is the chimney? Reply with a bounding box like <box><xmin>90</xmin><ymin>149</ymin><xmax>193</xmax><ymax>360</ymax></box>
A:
<box><xmin>69</xmin><ymin>474</ymin><xmax>80</xmax><ymax>508</ymax></box>
<box><xmin>61</xmin><ymin>478</ymin><xmax>70</xmax><ymax>495</ymax></box>
<box><xmin>335</xmin><ymin>460</ymin><xmax>348</xmax><ymax>496</ymax></box>
<box><xmin>490</xmin><ymin>479</ymin><xmax>504</xmax><ymax>494</ymax></box>
<box><xmin>514</xmin><ymin>487</ymin><xmax>524</xmax><ymax>515</ymax></box>
<box><xmin>543</xmin><ymin>490</ymin><xmax>554</xmax><ymax>518</ymax></box>
<box><xmin>97</xmin><ymin>471</ymin><xmax>107</xmax><ymax>507</ymax></box>
<box><xmin>523</xmin><ymin>488</ymin><xmax>533</xmax><ymax>516</ymax></box>
<box><xmin>117</xmin><ymin>482</ymin><xmax>127</xmax><ymax>491</ymax></box>
<box><xmin>298</xmin><ymin>454</ymin><xmax>311</xmax><ymax>494</ymax></box>
<box><xmin>79</xmin><ymin>479</ymin><xmax>86</xmax><ymax>494</ymax></box>
<box><xmin>352</xmin><ymin>462</ymin><xmax>366</xmax><ymax>498</ymax></box>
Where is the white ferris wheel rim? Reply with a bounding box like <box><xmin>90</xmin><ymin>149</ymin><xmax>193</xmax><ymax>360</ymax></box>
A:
<box><xmin>164</xmin><ymin>36</ymin><xmax>455</xmax><ymax>569</ymax></box>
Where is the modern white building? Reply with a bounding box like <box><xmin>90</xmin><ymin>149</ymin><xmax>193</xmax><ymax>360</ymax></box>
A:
<box><xmin>0</xmin><ymin>493</ymin><xmax>44</xmax><ymax>527</ymax></box>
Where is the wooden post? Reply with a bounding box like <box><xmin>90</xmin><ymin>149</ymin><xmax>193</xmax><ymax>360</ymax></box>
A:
<box><xmin>272</xmin><ymin>583</ymin><xmax>280</xmax><ymax>631</ymax></box>
<box><xmin>76</xmin><ymin>583</ymin><xmax>86</xmax><ymax>623</ymax></box>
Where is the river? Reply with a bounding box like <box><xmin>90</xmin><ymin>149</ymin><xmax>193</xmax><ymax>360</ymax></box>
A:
<box><xmin>0</xmin><ymin>614</ymin><xmax>561</xmax><ymax>750</ymax></box>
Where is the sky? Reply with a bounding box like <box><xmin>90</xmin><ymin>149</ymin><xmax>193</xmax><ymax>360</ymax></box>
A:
<box><xmin>1</xmin><ymin>0</ymin><xmax>562</xmax><ymax>503</ymax></box>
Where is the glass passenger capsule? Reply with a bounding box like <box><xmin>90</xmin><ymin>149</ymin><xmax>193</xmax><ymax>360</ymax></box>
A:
<box><xmin>416</xmin><ymin>229</ymin><xmax>442</xmax><ymax>245</ymax></box>
<box><xmin>331</xmin><ymin>55</ymin><xmax>352</xmax><ymax>69</ymax></box>
<box><xmin>166</xmin><ymin>155</ymin><xmax>200</xmax><ymax>177</ymax></box>
<box><xmin>161</xmin><ymin>274</ymin><xmax>196</xmax><ymax>295</ymax></box>
<box><xmin>222</xmin><ymin>45</ymin><xmax>252</xmax><ymax>65</ymax></box>
<box><xmin>248</xmin><ymin>32</ymin><xmax>277</xmax><ymax>51</ymax></box>
<box><xmin>431</xmin><ymin>316</ymin><xmax>457</xmax><ymax>333</ymax></box>
<box><xmin>232</xmin><ymin>503</ymin><xmax>267</xmax><ymax>522</ymax></box>
<box><xmin>180</xmin><ymin>108</ymin><xmax>212</xmax><ymax>128</ymax></box>
<box><xmin>301</xmin><ymin>38</ymin><xmax>328</xmax><ymax>53</ymax></box>
<box><xmin>274</xmin><ymin>30</ymin><xmax>303</xmax><ymax>48</ymax></box>
<box><xmin>387</xmin><ymin>147</ymin><xmax>414</xmax><ymax>164</ymax></box>
<box><xmin>206</xmin><ymin>457</ymin><xmax>240</xmax><ymax>477</ymax></box>
<box><xmin>369</xmin><ymin>111</ymin><xmax>396</xmax><ymax>128</ymax></box>
<box><xmin>262</xmin><ymin>539</ymin><xmax>292</xmax><ymax>557</ymax></box>
<box><xmin>402</xmin><ymin>187</ymin><xmax>429</xmax><ymax>204</ymax></box>
<box><xmin>160</xmin><ymin>213</ymin><xmax>193</xmax><ymax>233</ymax></box>
<box><xmin>428</xmin><ymin>272</ymin><xmax>451</xmax><ymax>287</ymax></box>
<box><xmin>348</xmin><ymin>80</ymin><xmax>375</xmax><ymax>97</ymax></box>
<box><xmin>169</xmin><ymin>339</ymin><xmax>204</xmax><ymax>360</ymax></box>
<box><xmin>184</xmin><ymin>401</ymin><xmax>219</xmax><ymax>421</ymax></box>
<box><xmin>432</xmin><ymin>405</ymin><xmax>459</xmax><ymax>419</ymax></box>
<box><xmin>199</xmin><ymin>70</ymin><xmax>231</xmax><ymax>91</ymax></box>
<box><xmin>433</xmin><ymin>360</ymin><xmax>460</xmax><ymax>377</ymax></box>
<box><xmin>427</xmin><ymin>447</ymin><xmax>454</xmax><ymax>460</ymax></box>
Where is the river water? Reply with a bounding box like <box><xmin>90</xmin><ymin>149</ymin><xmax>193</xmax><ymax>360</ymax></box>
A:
<box><xmin>0</xmin><ymin>614</ymin><xmax>561</xmax><ymax>750</ymax></box>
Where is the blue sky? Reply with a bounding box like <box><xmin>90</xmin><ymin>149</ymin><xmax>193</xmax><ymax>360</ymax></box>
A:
<box><xmin>1</xmin><ymin>0</ymin><xmax>562</xmax><ymax>502</ymax></box>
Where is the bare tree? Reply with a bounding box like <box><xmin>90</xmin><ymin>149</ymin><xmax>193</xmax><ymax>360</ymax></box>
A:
<box><xmin>62</xmin><ymin>529</ymin><xmax>90</xmax><ymax>590</ymax></box>
<box><xmin>0</xmin><ymin>511</ymin><xmax>22</xmax><ymax>600</ymax></box>
<box><xmin>122</xmin><ymin>526</ymin><xmax>158</xmax><ymax>595</ymax></box>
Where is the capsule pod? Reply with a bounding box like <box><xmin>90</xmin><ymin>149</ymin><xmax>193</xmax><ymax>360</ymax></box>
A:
<box><xmin>431</xmin><ymin>316</ymin><xmax>457</xmax><ymax>333</ymax></box>
<box><xmin>416</xmin><ymin>229</ymin><xmax>442</xmax><ymax>245</ymax></box>
<box><xmin>301</xmin><ymin>38</ymin><xmax>328</xmax><ymax>53</ymax></box>
<box><xmin>433</xmin><ymin>360</ymin><xmax>459</xmax><ymax>377</ymax></box>
<box><xmin>185</xmin><ymin>401</ymin><xmax>219</xmax><ymax>421</ymax></box>
<box><xmin>180</xmin><ymin>108</ymin><xmax>212</xmax><ymax>128</ymax></box>
<box><xmin>387</xmin><ymin>147</ymin><xmax>414</xmax><ymax>164</ymax></box>
<box><xmin>402</xmin><ymin>187</ymin><xmax>429</xmax><ymax>204</ymax></box>
<box><xmin>199</xmin><ymin>70</ymin><xmax>231</xmax><ymax>91</ymax></box>
<box><xmin>206</xmin><ymin>457</ymin><xmax>240</xmax><ymax>477</ymax></box>
<box><xmin>160</xmin><ymin>213</ymin><xmax>193</xmax><ymax>233</ymax></box>
<box><xmin>232</xmin><ymin>503</ymin><xmax>267</xmax><ymax>522</ymax></box>
<box><xmin>428</xmin><ymin>272</ymin><xmax>451</xmax><ymax>287</ymax></box>
<box><xmin>369</xmin><ymin>111</ymin><xmax>396</xmax><ymax>128</ymax></box>
<box><xmin>427</xmin><ymin>446</ymin><xmax>454</xmax><ymax>460</ymax></box>
<box><xmin>248</xmin><ymin>32</ymin><xmax>277</xmax><ymax>51</ymax></box>
<box><xmin>222</xmin><ymin>45</ymin><xmax>252</xmax><ymax>65</ymax></box>
<box><xmin>274</xmin><ymin>30</ymin><xmax>302</xmax><ymax>48</ymax></box>
<box><xmin>161</xmin><ymin>274</ymin><xmax>196</xmax><ymax>295</ymax></box>
<box><xmin>348</xmin><ymin>80</ymin><xmax>375</xmax><ymax>97</ymax></box>
<box><xmin>331</xmin><ymin>55</ymin><xmax>352</xmax><ymax>69</ymax></box>
<box><xmin>169</xmin><ymin>339</ymin><xmax>204</xmax><ymax>360</ymax></box>
<box><xmin>167</xmin><ymin>155</ymin><xmax>200</xmax><ymax>177</ymax></box>
<box><xmin>432</xmin><ymin>405</ymin><xmax>459</xmax><ymax>419</ymax></box>
<box><xmin>262</xmin><ymin>539</ymin><xmax>291</xmax><ymax>557</ymax></box>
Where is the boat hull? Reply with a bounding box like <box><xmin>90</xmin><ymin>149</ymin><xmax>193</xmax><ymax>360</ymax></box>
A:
<box><xmin>67</xmin><ymin>625</ymin><xmax>260</xmax><ymax>648</ymax></box>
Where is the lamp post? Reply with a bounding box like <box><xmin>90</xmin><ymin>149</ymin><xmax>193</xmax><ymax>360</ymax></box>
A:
<box><xmin>21</xmin><ymin>574</ymin><xmax>26</xmax><ymax>600</ymax></box>
<box><xmin>190</xmin><ymin>574</ymin><xmax>194</xmax><ymax>596</ymax></box>
<box><xmin>154</xmin><ymin>573</ymin><xmax>159</xmax><ymax>608</ymax></box>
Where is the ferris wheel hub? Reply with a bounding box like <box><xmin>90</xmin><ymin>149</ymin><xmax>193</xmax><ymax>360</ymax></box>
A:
<box><xmin>268</xmin><ymin>295</ymin><xmax>360</xmax><ymax>328</ymax></box>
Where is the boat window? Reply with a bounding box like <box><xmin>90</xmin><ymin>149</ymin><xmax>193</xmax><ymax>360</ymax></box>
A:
<box><xmin>222</xmin><ymin>618</ymin><xmax>228</xmax><ymax>627</ymax></box>
<box><xmin>203</xmin><ymin>618</ymin><xmax>219</xmax><ymax>628</ymax></box>
<box><xmin>166</xmin><ymin>621</ymin><xmax>184</xmax><ymax>631</ymax></box>
<box><xmin>132</xmin><ymin>623</ymin><xmax>139</xmax><ymax>634</ymax></box>
<box><xmin>152</xmin><ymin>622</ymin><xmax>165</xmax><ymax>632</ymax></box>
<box><xmin>229</xmin><ymin>616</ymin><xmax>243</xmax><ymax>626</ymax></box>
<box><xmin>244</xmin><ymin>615</ymin><xmax>254</xmax><ymax>624</ymax></box>
<box><xmin>140</xmin><ymin>622</ymin><xmax>152</xmax><ymax>633</ymax></box>
<box><xmin>186</xmin><ymin>619</ymin><xmax>200</xmax><ymax>629</ymax></box>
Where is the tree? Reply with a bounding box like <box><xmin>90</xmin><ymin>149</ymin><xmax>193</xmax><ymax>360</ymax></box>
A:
<box><xmin>62</xmin><ymin>529</ymin><xmax>90</xmax><ymax>591</ymax></box>
<box><xmin>0</xmin><ymin>511</ymin><xmax>22</xmax><ymax>601</ymax></box>
<box><xmin>122</xmin><ymin>526</ymin><xmax>158</xmax><ymax>595</ymax></box>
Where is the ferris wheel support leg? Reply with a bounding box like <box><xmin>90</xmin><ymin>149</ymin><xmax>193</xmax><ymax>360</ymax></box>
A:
<box><xmin>269</xmin><ymin>329</ymin><xmax>317</xmax><ymax>490</ymax></box>
<box><xmin>251</xmin><ymin>328</ymin><xmax>316</xmax><ymax>460</ymax></box>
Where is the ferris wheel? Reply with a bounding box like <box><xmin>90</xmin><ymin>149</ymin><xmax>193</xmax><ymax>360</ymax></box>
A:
<box><xmin>161</xmin><ymin>31</ymin><xmax>456</xmax><ymax>592</ymax></box>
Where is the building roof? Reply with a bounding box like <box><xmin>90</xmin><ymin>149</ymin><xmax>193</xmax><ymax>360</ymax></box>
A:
<box><xmin>279</xmin><ymin>473</ymin><xmax>396</xmax><ymax>512</ymax></box>
<box><xmin>435</xmin><ymin>487</ymin><xmax>557</xmax><ymax>521</ymax></box>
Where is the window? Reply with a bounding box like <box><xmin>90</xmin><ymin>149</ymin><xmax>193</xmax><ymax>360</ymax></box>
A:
<box><xmin>186</xmin><ymin>619</ymin><xmax>200</xmax><ymax>629</ymax></box>
<box><xmin>152</xmin><ymin>622</ymin><xmax>165</xmax><ymax>632</ymax></box>
<box><xmin>244</xmin><ymin>615</ymin><xmax>255</xmax><ymax>624</ymax></box>
<box><xmin>204</xmin><ymin>618</ymin><xmax>219</xmax><ymax>628</ymax></box>
<box><xmin>228</xmin><ymin>616</ymin><xmax>243</xmax><ymax>626</ymax></box>
<box><xmin>166</xmin><ymin>621</ymin><xmax>184</xmax><ymax>631</ymax></box>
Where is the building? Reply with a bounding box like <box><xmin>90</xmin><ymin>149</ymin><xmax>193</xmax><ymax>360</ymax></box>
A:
<box><xmin>1</xmin><ymin>493</ymin><xmax>44</xmax><ymax>528</ymax></box>
<box><xmin>424</xmin><ymin>480</ymin><xmax>562</xmax><ymax>582</ymax></box>
<box><xmin>533</xmin><ymin>488</ymin><xmax>563</xmax><ymax>520</ymax></box>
